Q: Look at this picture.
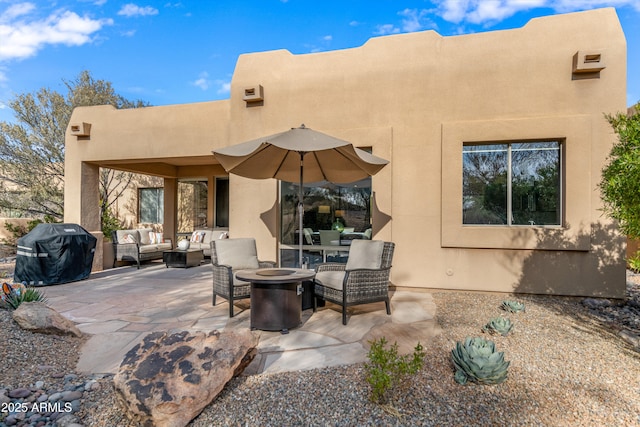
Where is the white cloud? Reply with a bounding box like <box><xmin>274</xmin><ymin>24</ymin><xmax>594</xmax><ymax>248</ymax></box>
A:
<box><xmin>374</xmin><ymin>23</ymin><xmax>400</xmax><ymax>36</ymax></box>
<box><xmin>192</xmin><ymin>72</ymin><xmax>210</xmax><ymax>90</ymax></box>
<box><xmin>216</xmin><ymin>80</ymin><xmax>230</xmax><ymax>95</ymax></box>
<box><xmin>323</xmin><ymin>35</ymin><xmax>332</xmax><ymax>41</ymax></box>
<box><xmin>375</xmin><ymin>8</ymin><xmax>438</xmax><ymax>36</ymax></box>
<box><xmin>436</xmin><ymin>0</ymin><xmax>640</xmax><ymax>25</ymax></box>
<box><xmin>118</xmin><ymin>4</ymin><xmax>159</xmax><ymax>17</ymax></box>
<box><xmin>0</xmin><ymin>2</ymin><xmax>36</xmax><ymax>22</ymax></box>
<box><xmin>0</xmin><ymin>6</ymin><xmax>113</xmax><ymax>62</ymax></box>
<box><xmin>399</xmin><ymin>8</ymin><xmax>426</xmax><ymax>32</ymax></box>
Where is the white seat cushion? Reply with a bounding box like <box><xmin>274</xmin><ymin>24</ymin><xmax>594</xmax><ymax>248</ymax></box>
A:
<box><xmin>233</xmin><ymin>270</ymin><xmax>257</xmax><ymax>287</ymax></box>
<box><xmin>346</xmin><ymin>240</ymin><xmax>384</xmax><ymax>270</ymax></box>
<box><xmin>214</xmin><ymin>238</ymin><xmax>260</xmax><ymax>270</ymax></box>
<box><xmin>315</xmin><ymin>270</ymin><xmax>346</xmax><ymax>291</ymax></box>
<box><xmin>138</xmin><ymin>244</ymin><xmax>159</xmax><ymax>254</ymax></box>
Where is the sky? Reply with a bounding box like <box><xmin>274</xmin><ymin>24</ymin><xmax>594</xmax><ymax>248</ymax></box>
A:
<box><xmin>0</xmin><ymin>0</ymin><xmax>639</xmax><ymax>124</ymax></box>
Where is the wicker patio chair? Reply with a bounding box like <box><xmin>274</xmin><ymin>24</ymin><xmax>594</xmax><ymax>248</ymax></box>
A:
<box><xmin>211</xmin><ymin>238</ymin><xmax>275</xmax><ymax>317</ymax></box>
<box><xmin>313</xmin><ymin>240</ymin><xmax>395</xmax><ymax>325</ymax></box>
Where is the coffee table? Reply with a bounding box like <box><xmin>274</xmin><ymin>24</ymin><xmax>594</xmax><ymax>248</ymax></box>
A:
<box><xmin>162</xmin><ymin>249</ymin><xmax>204</xmax><ymax>268</ymax></box>
<box><xmin>236</xmin><ymin>268</ymin><xmax>315</xmax><ymax>334</ymax></box>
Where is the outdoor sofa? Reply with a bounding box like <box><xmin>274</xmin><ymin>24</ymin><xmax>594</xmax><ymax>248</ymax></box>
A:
<box><xmin>184</xmin><ymin>228</ymin><xmax>229</xmax><ymax>257</ymax></box>
<box><xmin>112</xmin><ymin>228</ymin><xmax>172</xmax><ymax>268</ymax></box>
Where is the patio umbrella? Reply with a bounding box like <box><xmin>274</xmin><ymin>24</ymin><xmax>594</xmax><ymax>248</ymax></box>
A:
<box><xmin>213</xmin><ymin>124</ymin><xmax>389</xmax><ymax>267</ymax></box>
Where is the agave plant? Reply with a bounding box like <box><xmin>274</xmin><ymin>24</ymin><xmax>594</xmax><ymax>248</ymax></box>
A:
<box><xmin>451</xmin><ymin>337</ymin><xmax>510</xmax><ymax>385</ymax></box>
<box><xmin>1</xmin><ymin>284</ymin><xmax>48</xmax><ymax>310</ymax></box>
<box><xmin>482</xmin><ymin>317</ymin><xmax>513</xmax><ymax>336</ymax></box>
<box><xmin>501</xmin><ymin>300</ymin><xmax>525</xmax><ymax>313</ymax></box>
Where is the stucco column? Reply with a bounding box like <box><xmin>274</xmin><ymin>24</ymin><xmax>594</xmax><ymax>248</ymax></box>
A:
<box><xmin>164</xmin><ymin>178</ymin><xmax>178</xmax><ymax>246</ymax></box>
<box><xmin>78</xmin><ymin>162</ymin><xmax>103</xmax><ymax>272</ymax></box>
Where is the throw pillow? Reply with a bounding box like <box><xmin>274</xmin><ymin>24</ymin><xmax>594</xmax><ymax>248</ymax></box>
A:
<box><xmin>148</xmin><ymin>231</ymin><xmax>157</xmax><ymax>244</ymax></box>
<box><xmin>346</xmin><ymin>240</ymin><xmax>384</xmax><ymax>270</ymax></box>
<box><xmin>155</xmin><ymin>232</ymin><xmax>163</xmax><ymax>243</ymax></box>
<box><xmin>122</xmin><ymin>234</ymin><xmax>136</xmax><ymax>244</ymax></box>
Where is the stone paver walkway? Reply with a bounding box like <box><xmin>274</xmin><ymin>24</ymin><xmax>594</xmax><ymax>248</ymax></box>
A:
<box><xmin>42</xmin><ymin>262</ymin><xmax>441</xmax><ymax>375</ymax></box>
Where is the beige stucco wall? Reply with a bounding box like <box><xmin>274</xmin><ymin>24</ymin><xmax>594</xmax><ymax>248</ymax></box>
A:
<box><xmin>65</xmin><ymin>8</ymin><xmax>627</xmax><ymax>297</ymax></box>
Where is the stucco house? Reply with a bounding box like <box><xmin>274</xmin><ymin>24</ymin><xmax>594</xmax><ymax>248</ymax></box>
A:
<box><xmin>64</xmin><ymin>8</ymin><xmax>628</xmax><ymax>298</ymax></box>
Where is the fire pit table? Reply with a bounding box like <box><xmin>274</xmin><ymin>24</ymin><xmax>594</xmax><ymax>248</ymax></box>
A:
<box><xmin>236</xmin><ymin>268</ymin><xmax>315</xmax><ymax>334</ymax></box>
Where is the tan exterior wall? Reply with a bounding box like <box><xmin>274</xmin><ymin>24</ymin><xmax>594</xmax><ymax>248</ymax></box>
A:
<box><xmin>64</xmin><ymin>8</ymin><xmax>627</xmax><ymax>297</ymax></box>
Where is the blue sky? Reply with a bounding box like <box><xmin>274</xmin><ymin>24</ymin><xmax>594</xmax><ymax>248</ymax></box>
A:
<box><xmin>0</xmin><ymin>0</ymin><xmax>639</xmax><ymax>124</ymax></box>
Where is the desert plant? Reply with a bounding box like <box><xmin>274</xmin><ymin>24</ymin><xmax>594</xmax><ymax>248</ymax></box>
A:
<box><xmin>1</xmin><ymin>284</ymin><xmax>48</xmax><ymax>309</ymax></box>
<box><xmin>501</xmin><ymin>300</ymin><xmax>525</xmax><ymax>313</ymax></box>
<box><xmin>628</xmin><ymin>251</ymin><xmax>640</xmax><ymax>273</ymax></box>
<box><xmin>451</xmin><ymin>337</ymin><xmax>510</xmax><ymax>385</ymax></box>
<box><xmin>101</xmin><ymin>206</ymin><xmax>123</xmax><ymax>242</ymax></box>
<box><xmin>365</xmin><ymin>337</ymin><xmax>425</xmax><ymax>404</ymax></box>
<box><xmin>482</xmin><ymin>317</ymin><xmax>513</xmax><ymax>336</ymax></box>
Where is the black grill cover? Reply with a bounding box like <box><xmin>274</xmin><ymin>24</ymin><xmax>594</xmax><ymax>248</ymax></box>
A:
<box><xmin>15</xmin><ymin>223</ymin><xmax>97</xmax><ymax>286</ymax></box>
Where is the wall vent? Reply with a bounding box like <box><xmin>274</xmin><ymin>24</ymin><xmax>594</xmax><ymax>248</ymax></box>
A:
<box><xmin>243</xmin><ymin>85</ymin><xmax>264</xmax><ymax>104</ymax></box>
<box><xmin>572</xmin><ymin>50</ymin><xmax>606</xmax><ymax>74</ymax></box>
<box><xmin>70</xmin><ymin>122</ymin><xmax>91</xmax><ymax>137</ymax></box>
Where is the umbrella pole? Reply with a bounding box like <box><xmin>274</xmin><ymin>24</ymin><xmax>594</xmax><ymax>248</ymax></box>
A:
<box><xmin>298</xmin><ymin>152</ymin><xmax>306</xmax><ymax>269</ymax></box>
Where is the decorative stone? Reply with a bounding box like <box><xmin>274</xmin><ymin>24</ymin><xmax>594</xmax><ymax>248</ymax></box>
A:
<box><xmin>61</xmin><ymin>390</ymin><xmax>83</xmax><ymax>402</ymax></box>
<box><xmin>8</xmin><ymin>387</ymin><xmax>31</xmax><ymax>398</ymax></box>
<box><xmin>114</xmin><ymin>329</ymin><xmax>258</xmax><ymax>427</ymax></box>
<box><xmin>12</xmin><ymin>302</ymin><xmax>82</xmax><ymax>337</ymax></box>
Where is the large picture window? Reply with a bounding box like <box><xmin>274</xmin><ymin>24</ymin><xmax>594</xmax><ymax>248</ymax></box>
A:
<box><xmin>463</xmin><ymin>141</ymin><xmax>561</xmax><ymax>226</ymax></box>
<box><xmin>138</xmin><ymin>187</ymin><xmax>164</xmax><ymax>224</ymax></box>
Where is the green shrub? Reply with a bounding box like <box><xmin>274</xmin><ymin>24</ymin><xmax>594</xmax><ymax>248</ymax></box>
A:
<box><xmin>628</xmin><ymin>251</ymin><xmax>640</xmax><ymax>272</ymax></box>
<box><xmin>101</xmin><ymin>207</ymin><xmax>123</xmax><ymax>241</ymax></box>
<box><xmin>451</xmin><ymin>337</ymin><xmax>510</xmax><ymax>385</ymax></box>
<box><xmin>365</xmin><ymin>337</ymin><xmax>425</xmax><ymax>404</ymax></box>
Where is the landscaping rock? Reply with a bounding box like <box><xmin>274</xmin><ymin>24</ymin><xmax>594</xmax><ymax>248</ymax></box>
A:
<box><xmin>113</xmin><ymin>329</ymin><xmax>258</xmax><ymax>427</ymax></box>
<box><xmin>12</xmin><ymin>302</ymin><xmax>83</xmax><ymax>337</ymax></box>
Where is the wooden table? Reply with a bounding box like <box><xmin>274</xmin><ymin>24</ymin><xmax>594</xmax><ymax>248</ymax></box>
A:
<box><xmin>236</xmin><ymin>268</ymin><xmax>315</xmax><ymax>334</ymax></box>
<box><xmin>162</xmin><ymin>249</ymin><xmax>204</xmax><ymax>268</ymax></box>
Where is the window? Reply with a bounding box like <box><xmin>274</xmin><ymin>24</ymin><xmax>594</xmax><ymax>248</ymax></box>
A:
<box><xmin>463</xmin><ymin>141</ymin><xmax>561</xmax><ymax>226</ymax></box>
<box><xmin>177</xmin><ymin>180</ymin><xmax>208</xmax><ymax>232</ymax></box>
<box><xmin>215</xmin><ymin>178</ymin><xmax>229</xmax><ymax>228</ymax></box>
<box><xmin>138</xmin><ymin>188</ymin><xmax>164</xmax><ymax>224</ymax></box>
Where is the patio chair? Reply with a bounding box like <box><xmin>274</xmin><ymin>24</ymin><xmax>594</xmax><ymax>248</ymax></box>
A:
<box><xmin>211</xmin><ymin>238</ymin><xmax>276</xmax><ymax>317</ymax></box>
<box><xmin>319</xmin><ymin>230</ymin><xmax>341</xmax><ymax>260</ymax></box>
<box><xmin>313</xmin><ymin>239</ymin><xmax>395</xmax><ymax>325</ymax></box>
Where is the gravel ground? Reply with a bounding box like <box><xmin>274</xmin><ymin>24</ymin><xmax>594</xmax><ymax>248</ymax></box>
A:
<box><xmin>1</xmin><ymin>268</ymin><xmax>639</xmax><ymax>426</ymax></box>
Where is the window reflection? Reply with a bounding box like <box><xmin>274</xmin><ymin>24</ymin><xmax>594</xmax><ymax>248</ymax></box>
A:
<box><xmin>280</xmin><ymin>178</ymin><xmax>372</xmax><ymax>245</ymax></box>
<box><xmin>463</xmin><ymin>141</ymin><xmax>561</xmax><ymax>226</ymax></box>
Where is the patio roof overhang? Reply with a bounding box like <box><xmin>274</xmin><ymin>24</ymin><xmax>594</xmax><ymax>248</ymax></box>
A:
<box><xmin>85</xmin><ymin>155</ymin><xmax>226</xmax><ymax>179</ymax></box>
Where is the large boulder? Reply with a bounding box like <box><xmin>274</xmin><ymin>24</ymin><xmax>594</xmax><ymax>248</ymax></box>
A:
<box><xmin>12</xmin><ymin>302</ymin><xmax>83</xmax><ymax>337</ymax></box>
<box><xmin>114</xmin><ymin>329</ymin><xmax>258</xmax><ymax>427</ymax></box>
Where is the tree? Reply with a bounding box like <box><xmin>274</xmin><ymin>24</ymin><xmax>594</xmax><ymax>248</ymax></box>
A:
<box><xmin>599</xmin><ymin>102</ymin><xmax>640</xmax><ymax>240</ymax></box>
<box><xmin>0</xmin><ymin>70</ymin><xmax>149</xmax><ymax>229</ymax></box>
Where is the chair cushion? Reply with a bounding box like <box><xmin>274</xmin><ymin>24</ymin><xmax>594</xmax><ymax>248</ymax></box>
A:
<box><xmin>233</xmin><ymin>270</ymin><xmax>256</xmax><ymax>287</ymax></box>
<box><xmin>139</xmin><ymin>244</ymin><xmax>159</xmax><ymax>254</ymax></box>
<box><xmin>214</xmin><ymin>238</ymin><xmax>259</xmax><ymax>270</ymax></box>
<box><xmin>315</xmin><ymin>270</ymin><xmax>346</xmax><ymax>291</ymax></box>
<box><xmin>346</xmin><ymin>240</ymin><xmax>384</xmax><ymax>270</ymax></box>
